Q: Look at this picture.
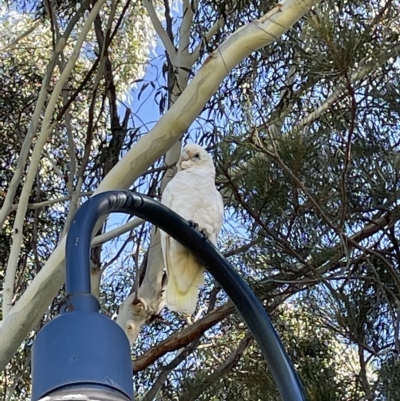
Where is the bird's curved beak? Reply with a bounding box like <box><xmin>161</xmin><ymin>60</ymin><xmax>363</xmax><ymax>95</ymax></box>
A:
<box><xmin>180</xmin><ymin>150</ymin><xmax>190</xmax><ymax>161</ymax></box>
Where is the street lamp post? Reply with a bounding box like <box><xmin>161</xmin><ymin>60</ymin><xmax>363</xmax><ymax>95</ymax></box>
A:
<box><xmin>31</xmin><ymin>190</ymin><xmax>306</xmax><ymax>401</ymax></box>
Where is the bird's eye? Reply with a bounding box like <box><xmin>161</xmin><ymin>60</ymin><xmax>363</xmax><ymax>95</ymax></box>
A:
<box><xmin>194</xmin><ymin>153</ymin><xmax>200</xmax><ymax>158</ymax></box>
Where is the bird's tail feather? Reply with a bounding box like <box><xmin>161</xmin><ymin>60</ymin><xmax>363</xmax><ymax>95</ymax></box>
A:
<box><xmin>166</xmin><ymin>271</ymin><xmax>204</xmax><ymax>315</ymax></box>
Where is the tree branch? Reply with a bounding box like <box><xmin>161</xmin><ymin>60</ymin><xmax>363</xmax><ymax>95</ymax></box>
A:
<box><xmin>295</xmin><ymin>42</ymin><xmax>400</xmax><ymax>130</ymax></box>
<box><xmin>10</xmin><ymin>192</ymin><xmax>93</xmax><ymax>212</ymax></box>
<box><xmin>178</xmin><ymin>0</ymin><xmax>195</xmax><ymax>56</ymax></box>
<box><xmin>92</xmin><ymin>217</ymin><xmax>144</xmax><ymax>248</ymax></box>
<box><xmin>190</xmin><ymin>16</ymin><xmax>225</xmax><ymax>64</ymax></box>
<box><xmin>0</xmin><ymin>21</ymin><xmax>41</xmax><ymax>52</ymax></box>
<box><xmin>143</xmin><ymin>0</ymin><xmax>176</xmax><ymax>60</ymax></box>
<box><xmin>133</xmin><ymin>302</ymin><xmax>235</xmax><ymax>372</ymax></box>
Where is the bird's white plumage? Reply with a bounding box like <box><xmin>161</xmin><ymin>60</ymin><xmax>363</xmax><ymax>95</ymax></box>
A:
<box><xmin>160</xmin><ymin>144</ymin><xmax>224</xmax><ymax>314</ymax></box>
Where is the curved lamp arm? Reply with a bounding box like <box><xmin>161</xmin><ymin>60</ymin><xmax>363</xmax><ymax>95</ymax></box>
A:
<box><xmin>65</xmin><ymin>191</ymin><xmax>305</xmax><ymax>401</ymax></box>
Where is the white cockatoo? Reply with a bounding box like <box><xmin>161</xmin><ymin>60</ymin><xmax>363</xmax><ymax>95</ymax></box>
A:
<box><xmin>160</xmin><ymin>143</ymin><xmax>224</xmax><ymax>315</ymax></box>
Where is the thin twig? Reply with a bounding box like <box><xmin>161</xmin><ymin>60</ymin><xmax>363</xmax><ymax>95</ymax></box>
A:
<box><xmin>179</xmin><ymin>332</ymin><xmax>253</xmax><ymax>401</ymax></box>
<box><xmin>141</xmin><ymin>339</ymin><xmax>201</xmax><ymax>401</ymax></box>
<box><xmin>0</xmin><ymin>21</ymin><xmax>41</xmax><ymax>52</ymax></box>
<box><xmin>10</xmin><ymin>192</ymin><xmax>93</xmax><ymax>212</ymax></box>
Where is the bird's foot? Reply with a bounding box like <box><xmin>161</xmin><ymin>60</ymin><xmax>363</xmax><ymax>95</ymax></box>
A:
<box><xmin>188</xmin><ymin>220</ymin><xmax>199</xmax><ymax>230</ymax></box>
<box><xmin>199</xmin><ymin>228</ymin><xmax>210</xmax><ymax>240</ymax></box>
<box><xmin>188</xmin><ymin>220</ymin><xmax>209</xmax><ymax>240</ymax></box>
<box><xmin>176</xmin><ymin>312</ymin><xmax>193</xmax><ymax>325</ymax></box>
<box><xmin>185</xmin><ymin>314</ymin><xmax>193</xmax><ymax>325</ymax></box>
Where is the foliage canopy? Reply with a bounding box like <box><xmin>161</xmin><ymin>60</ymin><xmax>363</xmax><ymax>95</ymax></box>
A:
<box><xmin>0</xmin><ymin>0</ymin><xmax>400</xmax><ymax>399</ymax></box>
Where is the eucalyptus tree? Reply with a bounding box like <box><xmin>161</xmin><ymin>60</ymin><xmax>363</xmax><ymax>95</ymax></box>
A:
<box><xmin>1</xmin><ymin>0</ymin><xmax>400</xmax><ymax>400</ymax></box>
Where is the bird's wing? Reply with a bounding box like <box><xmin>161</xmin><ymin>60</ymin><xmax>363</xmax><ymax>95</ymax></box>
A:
<box><xmin>189</xmin><ymin>175</ymin><xmax>224</xmax><ymax>245</ymax></box>
<box><xmin>160</xmin><ymin>174</ymin><xmax>204</xmax><ymax>314</ymax></box>
<box><xmin>160</xmin><ymin>168</ymin><xmax>223</xmax><ymax>314</ymax></box>
<box><xmin>165</xmin><ymin>237</ymin><xmax>204</xmax><ymax>314</ymax></box>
